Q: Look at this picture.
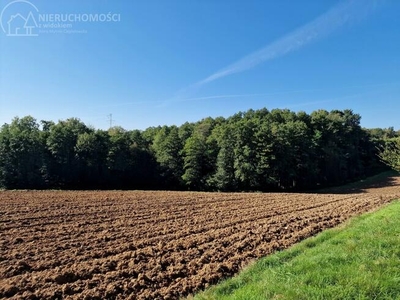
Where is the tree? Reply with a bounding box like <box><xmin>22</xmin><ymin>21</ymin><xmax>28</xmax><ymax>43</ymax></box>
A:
<box><xmin>0</xmin><ymin>116</ymin><xmax>44</xmax><ymax>188</ymax></box>
<box><xmin>208</xmin><ymin>124</ymin><xmax>237</xmax><ymax>191</ymax></box>
<box><xmin>152</xmin><ymin>126</ymin><xmax>184</xmax><ymax>188</ymax></box>
<box><xmin>233</xmin><ymin>118</ymin><xmax>259</xmax><ymax>190</ymax></box>
<box><xmin>45</xmin><ymin>118</ymin><xmax>90</xmax><ymax>187</ymax></box>
<box><xmin>75</xmin><ymin>130</ymin><xmax>109</xmax><ymax>187</ymax></box>
<box><xmin>0</xmin><ymin>108</ymin><xmax>389</xmax><ymax>191</ymax></box>
<box><xmin>106</xmin><ymin>127</ymin><xmax>133</xmax><ymax>187</ymax></box>
<box><xmin>378</xmin><ymin>138</ymin><xmax>400</xmax><ymax>172</ymax></box>
<box><xmin>182</xmin><ymin>133</ymin><xmax>206</xmax><ymax>190</ymax></box>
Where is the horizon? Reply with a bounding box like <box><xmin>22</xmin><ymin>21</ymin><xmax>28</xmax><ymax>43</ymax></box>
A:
<box><xmin>1</xmin><ymin>0</ymin><xmax>399</xmax><ymax>130</ymax></box>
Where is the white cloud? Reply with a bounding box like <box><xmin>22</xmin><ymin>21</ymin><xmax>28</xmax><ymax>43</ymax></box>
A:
<box><xmin>196</xmin><ymin>0</ymin><xmax>379</xmax><ymax>86</ymax></box>
<box><xmin>167</xmin><ymin>0</ymin><xmax>381</xmax><ymax>104</ymax></box>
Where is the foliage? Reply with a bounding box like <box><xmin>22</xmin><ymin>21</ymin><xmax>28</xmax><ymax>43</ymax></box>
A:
<box><xmin>0</xmin><ymin>117</ymin><xmax>44</xmax><ymax>188</ymax></box>
<box><xmin>378</xmin><ymin>138</ymin><xmax>400</xmax><ymax>172</ymax></box>
<box><xmin>0</xmin><ymin>108</ymin><xmax>393</xmax><ymax>190</ymax></box>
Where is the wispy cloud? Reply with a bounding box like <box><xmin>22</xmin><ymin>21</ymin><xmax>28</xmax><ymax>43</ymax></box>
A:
<box><xmin>166</xmin><ymin>0</ymin><xmax>380</xmax><ymax>104</ymax></box>
<box><xmin>169</xmin><ymin>88</ymin><xmax>325</xmax><ymax>104</ymax></box>
<box><xmin>157</xmin><ymin>88</ymin><xmax>323</xmax><ymax>108</ymax></box>
<box><xmin>197</xmin><ymin>0</ymin><xmax>378</xmax><ymax>86</ymax></box>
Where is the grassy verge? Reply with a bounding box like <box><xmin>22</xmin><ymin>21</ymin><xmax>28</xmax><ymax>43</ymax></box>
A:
<box><xmin>191</xmin><ymin>201</ymin><xmax>400</xmax><ymax>300</ymax></box>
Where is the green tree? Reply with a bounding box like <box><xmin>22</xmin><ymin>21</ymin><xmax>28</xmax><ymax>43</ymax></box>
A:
<box><xmin>45</xmin><ymin>118</ymin><xmax>90</xmax><ymax>187</ymax></box>
<box><xmin>0</xmin><ymin>109</ymin><xmax>387</xmax><ymax>191</ymax></box>
<box><xmin>210</xmin><ymin>124</ymin><xmax>237</xmax><ymax>191</ymax></box>
<box><xmin>152</xmin><ymin>126</ymin><xmax>184</xmax><ymax>187</ymax></box>
<box><xmin>269</xmin><ymin>120</ymin><xmax>314</xmax><ymax>189</ymax></box>
<box><xmin>182</xmin><ymin>133</ymin><xmax>206</xmax><ymax>189</ymax></box>
<box><xmin>107</xmin><ymin>127</ymin><xmax>132</xmax><ymax>185</ymax></box>
<box><xmin>233</xmin><ymin>118</ymin><xmax>259</xmax><ymax>190</ymax></box>
<box><xmin>0</xmin><ymin>116</ymin><xmax>45</xmax><ymax>188</ymax></box>
<box><xmin>75</xmin><ymin>130</ymin><xmax>109</xmax><ymax>186</ymax></box>
<box><xmin>378</xmin><ymin>138</ymin><xmax>400</xmax><ymax>172</ymax></box>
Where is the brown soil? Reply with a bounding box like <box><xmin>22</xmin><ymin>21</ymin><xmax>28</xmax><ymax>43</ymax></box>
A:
<box><xmin>1</xmin><ymin>175</ymin><xmax>400</xmax><ymax>299</ymax></box>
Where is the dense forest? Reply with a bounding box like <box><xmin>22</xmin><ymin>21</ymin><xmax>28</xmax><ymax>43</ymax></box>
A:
<box><xmin>0</xmin><ymin>108</ymin><xmax>398</xmax><ymax>191</ymax></box>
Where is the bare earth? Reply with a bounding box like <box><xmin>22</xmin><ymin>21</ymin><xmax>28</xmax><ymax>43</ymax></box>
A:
<box><xmin>1</xmin><ymin>175</ymin><xmax>400</xmax><ymax>299</ymax></box>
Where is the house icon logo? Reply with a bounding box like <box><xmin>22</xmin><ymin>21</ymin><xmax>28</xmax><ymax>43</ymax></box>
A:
<box><xmin>1</xmin><ymin>0</ymin><xmax>39</xmax><ymax>36</ymax></box>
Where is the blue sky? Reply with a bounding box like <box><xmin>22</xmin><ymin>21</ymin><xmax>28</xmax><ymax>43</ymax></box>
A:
<box><xmin>0</xmin><ymin>0</ymin><xmax>399</xmax><ymax>130</ymax></box>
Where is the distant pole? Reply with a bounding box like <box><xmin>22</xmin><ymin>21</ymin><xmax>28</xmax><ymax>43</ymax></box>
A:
<box><xmin>107</xmin><ymin>114</ymin><xmax>114</xmax><ymax>129</ymax></box>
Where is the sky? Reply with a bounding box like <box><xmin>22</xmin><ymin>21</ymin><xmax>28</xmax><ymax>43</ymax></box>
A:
<box><xmin>0</xmin><ymin>0</ymin><xmax>399</xmax><ymax>130</ymax></box>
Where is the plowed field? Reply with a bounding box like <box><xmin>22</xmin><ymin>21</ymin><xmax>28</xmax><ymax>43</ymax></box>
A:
<box><xmin>1</xmin><ymin>175</ymin><xmax>400</xmax><ymax>299</ymax></box>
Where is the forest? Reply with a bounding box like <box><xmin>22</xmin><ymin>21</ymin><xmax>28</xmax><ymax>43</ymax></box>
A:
<box><xmin>0</xmin><ymin>108</ymin><xmax>398</xmax><ymax>191</ymax></box>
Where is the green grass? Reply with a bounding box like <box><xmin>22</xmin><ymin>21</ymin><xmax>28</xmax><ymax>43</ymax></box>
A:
<box><xmin>191</xmin><ymin>201</ymin><xmax>400</xmax><ymax>300</ymax></box>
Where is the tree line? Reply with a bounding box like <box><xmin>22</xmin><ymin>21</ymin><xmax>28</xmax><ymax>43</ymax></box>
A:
<box><xmin>0</xmin><ymin>108</ymin><xmax>397</xmax><ymax>191</ymax></box>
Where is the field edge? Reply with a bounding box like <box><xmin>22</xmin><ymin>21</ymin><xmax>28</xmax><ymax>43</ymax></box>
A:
<box><xmin>191</xmin><ymin>200</ymin><xmax>400</xmax><ymax>300</ymax></box>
